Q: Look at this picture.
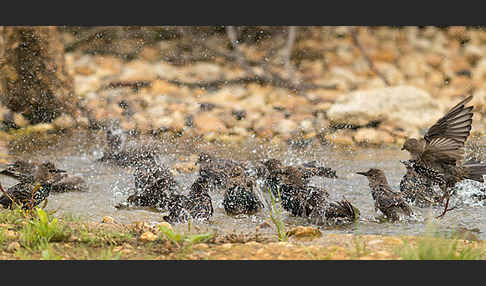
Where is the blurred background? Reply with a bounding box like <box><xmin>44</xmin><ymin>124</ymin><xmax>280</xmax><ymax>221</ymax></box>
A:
<box><xmin>2</xmin><ymin>26</ymin><xmax>486</xmax><ymax>155</ymax></box>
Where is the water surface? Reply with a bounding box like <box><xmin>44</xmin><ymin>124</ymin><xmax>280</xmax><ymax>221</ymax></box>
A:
<box><xmin>4</xmin><ymin>131</ymin><xmax>486</xmax><ymax>241</ymax></box>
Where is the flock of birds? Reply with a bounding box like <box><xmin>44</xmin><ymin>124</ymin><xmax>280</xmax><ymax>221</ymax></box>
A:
<box><xmin>0</xmin><ymin>95</ymin><xmax>485</xmax><ymax>226</ymax></box>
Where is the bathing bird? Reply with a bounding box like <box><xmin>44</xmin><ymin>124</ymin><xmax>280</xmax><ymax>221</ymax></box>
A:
<box><xmin>0</xmin><ymin>162</ymin><xmax>66</xmax><ymax>210</ymax></box>
<box><xmin>0</xmin><ymin>160</ymin><xmax>87</xmax><ymax>193</ymax></box>
<box><xmin>357</xmin><ymin>168</ymin><xmax>414</xmax><ymax>222</ymax></box>
<box><xmin>222</xmin><ymin>165</ymin><xmax>264</xmax><ymax>215</ymax></box>
<box><xmin>401</xmin><ymin>95</ymin><xmax>486</xmax><ymax>217</ymax></box>
<box><xmin>163</xmin><ymin>175</ymin><xmax>214</xmax><ymax>223</ymax></box>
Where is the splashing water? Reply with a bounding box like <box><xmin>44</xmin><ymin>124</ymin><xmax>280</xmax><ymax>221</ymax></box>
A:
<box><xmin>3</xmin><ymin>131</ymin><xmax>486</xmax><ymax>239</ymax></box>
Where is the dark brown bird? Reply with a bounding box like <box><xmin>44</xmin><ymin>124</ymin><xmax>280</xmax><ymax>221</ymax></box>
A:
<box><xmin>261</xmin><ymin>159</ymin><xmax>315</xmax><ymax>216</ymax></box>
<box><xmin>196</xmin><ymin>152</ymin><xmax>248</xmax><ymax>191</ymax></box>
<box><xmin>298</xmin><ymin>161</ymin><xmax>338</xmax><ymax>181</ymax></box>
<box><xmin>0</xmin><ymin>160</ymin><xmax>87</xmax><ymax>193</ymax></box>
<box><xmin>260</xmin><ymin>158</ymin><xmax>337</xmax><ymax>183</ymax></box>
<box><xmin>357</xmin><ymin>168</ymin><xmax>414</xmax><ymax>222</ymax></box>
<box><xmin>325</xmin><ymin>199</ymin><xmax>360</xmax><ymax>223</ymax></box>
<box><xmin>120</xmin><ymin>157</ymin><xmax>178</xmax><ymax>210</ymax></box>
<box><xmin>401</xmin><ymin>95</ymin><xmax>486</xmax><ymax>217</ymax></box>
<box><xmin>163</xmin><ymin>175</ymin><xmax>214</xmax><ymax>223</ymax></box>
<box><xmin>399</xmin><ymin>160</ymin><xmax>441</xmax><ymax>207</ymax></box>
<box><xmin>304</xmin><ymin>186</ymin><xmax>360</xmax><ymax>225</ymax></box>
<box><xmin>222</xmin><ymin>165</ymin><xmax>264</xmax><ymax>215</ymax></box>
<box><xmin>0</xmin><ymin>163</ymin><xmax>66</xmax><ymax>210</ymax></box>
<box><xmin>96</xmin><ymin>119</ymin><xmax>157</xmax><ymax>167</ymax></box>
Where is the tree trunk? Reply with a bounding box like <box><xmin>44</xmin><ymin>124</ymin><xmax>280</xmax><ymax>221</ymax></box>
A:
<box><xmin>0</xmin><ymin>26</ymin><xmax>78</xmax><ymax>124</ymax></box>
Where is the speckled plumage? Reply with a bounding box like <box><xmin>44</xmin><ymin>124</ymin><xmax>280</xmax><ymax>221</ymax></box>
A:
<box><xmin>0</xmin><ymin>164</ymin><xmax>65</xmax><ymax>210</ymax></box>
<box><xmin>96</xmin><ymin>119</ymin><xmax>157</xmax><ymax>167</ymax></box>
<box><xmin>123</xmin><ymin>158</ymin><xmax>178</xmax><ymax>210</ymax></box>
<box><xmin>196</xmin><ymin>152</ymin><xmax>249</xmax><ymax>191</ymax></box>
<box><xmin>357</xmin><ymin>168</ymin><xmax>413</xmax><ymax>222</ymax></box>
<box><xmin>399</xmin><ymin>160</ymin><xmax>441</xmax><ymax>207</ymax></box>
<box><xmin>401</xmin><ymin>95</ymin><xmax>486</xmax><ymax>217</ymax></box>
<box><xmin>164</xmin><ymin>175</ymin><xmax>213</xmax><ymax>223</ymax></box>
<box><xmin>222</xmin><ymin>166</ymin><xmax>263</xmax><ymax>215</ymax></box>
<box><xmin>0</xmin><ymin>160</ymin><xmax>87</xmax><ymax>193</ymax></box>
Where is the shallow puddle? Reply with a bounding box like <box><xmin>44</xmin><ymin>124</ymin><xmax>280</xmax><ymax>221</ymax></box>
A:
<box><xmin>3</xmin><ymin>131</ymin><xmax>486</xmax><ymax>241</ymax></box>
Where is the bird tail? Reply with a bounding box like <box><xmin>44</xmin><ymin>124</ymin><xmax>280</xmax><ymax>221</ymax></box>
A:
<box><xmin>463</xmin><ymin>159</ymin><xmax>486</xmax><ymax>183</ymax></box>
<box><xmin>325</xmin><ymin>197</ymin><xmax>360</xmax><ymax>221</ymax></box>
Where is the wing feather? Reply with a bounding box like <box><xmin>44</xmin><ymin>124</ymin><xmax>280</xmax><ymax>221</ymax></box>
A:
<box><xmin>424</xmin><ymin>95</ymin><xmax>473</xmax><ymax>145</ymax></box>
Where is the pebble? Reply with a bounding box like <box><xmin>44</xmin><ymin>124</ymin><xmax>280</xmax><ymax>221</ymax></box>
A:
<box><xmin>102</xmin><ymin>216</ymin><xmax>115</xmax><ymax>224</ymax></box>
<box><xmin>7</xmin><ymin>242</ymin><xmax>20</xmax><ymax>252</ymax></box>
<box><xmin>140</xmin><ymin>231</ymin><xmax>157</xmax><ymax>242</ymax></box>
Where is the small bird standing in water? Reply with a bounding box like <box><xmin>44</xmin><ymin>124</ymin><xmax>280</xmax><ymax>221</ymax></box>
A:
<box><xmin>260</xmin><ymin>159</ymin><xmax>357</xmax><ymax>224</ymax></box>
<box><xmin>120</xmin><ymin>157</ymin><xmax>178</xmax><ymax>210</ymax></box>
<box><xmin>401</xmin><ymin>95</ymin><xmax>486</xmax><ymax>217</ymax></box>
<box><xmin>222</xmin><ymin>165</ymin><xmax>263</xmax><ymax>216</ymax></box>
<box><xmin>304</xmin><ymin>186</ymin><xmax>360</xmax><ymax>225</ymax></box>
<box><xmin>357</xmin><ymin>168</ymin><xmax>414</xmax><ymax>222</ymax></box>
<box><xmin>0</xmin><ymin>160</ymin><xmax>87</xmax><ymax>193</ymax></box>
<box><xmin>164</xmin><ymin>175</ymin><xmax>214</xmax><ymax>223</ymax></box>
<box><xmin>399</xmin><ymin>160</ymin><xmax>441</xmax><ymax>207</ymax></box>
<box><xmin>196</xmin><ymin>152</ymin><xmax>249</xmax><ymax>191</ymax></box>
<box><xmin>0</xmin><ymin>163</ymin><xmax>66</xmax><ymax>210</ymax></box>
<box><xmin>96</xmin><ymin>119</ymin><xmax>157</xmax><ymax>167</ymax></box>
<box><xmin>260</xmin><ymin>158</ymin><xmax>337</xmax><ymax>198</ymax></box>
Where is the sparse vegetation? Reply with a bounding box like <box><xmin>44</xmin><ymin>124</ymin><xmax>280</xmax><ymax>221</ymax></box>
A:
<box><xmin>267</xmin><ymin>187</ymin><xmax>288</xmax><ymax>242</ymax></box>
<box><xmin>396</xmin><ymin>223</ymin><xmax>485</xmax><ymax>260</ymax></box>
<box><xmin>19</xmin><ymin>208</ymin><xmax>70</xmax><ymax>250</ymax></box>
<box><xmin>351</xmin><ymin>236</ymin><xmax>371</xmax><ymax>258</ymax></box>
<box><xmin>158</xmin><ymin>224</ymin><xmax>214</xmax><ymax>248</ymax></box>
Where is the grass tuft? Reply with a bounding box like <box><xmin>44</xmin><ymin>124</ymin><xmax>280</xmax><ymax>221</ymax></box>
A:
<box><xmin>19</xmin><ymin>208</ymin><xmax>70</xmax><ymax>250</ymax></box>
<box><xmin>396</xmin><ymin>223</ymin><xmax>485</xmax><ymax>260</ymax></box>
<box><xmin>158</xmin><ymin>224</ymin><xmax>214</xmax><ymax>249</ymax></box>
<box><xmin>266</xmin><ymin>187</ymin><xmax>288</xmax><ymax>242</ymax></box>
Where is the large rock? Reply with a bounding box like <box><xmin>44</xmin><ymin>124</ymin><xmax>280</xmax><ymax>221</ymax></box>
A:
<box><xmin>327</xmin><ymin>86</ymin><xmax>443</xmax><ymax>132</ymax></box>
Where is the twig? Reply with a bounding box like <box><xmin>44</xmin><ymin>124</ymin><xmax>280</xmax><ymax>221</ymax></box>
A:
<box><xmin>64</xmin><ymin>27</ymin><xmax>111</xmax><ymax>52</ymax></box>
<box><xmin>157</xmin><ymin>75</ymin><xmax>337</xmax><ymax>91</ymax></box>
<box><xmin>101</xmin><ymin>80</ymin><xmax>152</xmax><ymax>91</ymax></box>
<box><xmin>225</xmin><ymin>26</ymin><xmax>255</xmax><ymax>76</ymax></box>
<box><xmin>350</xmin><ymin>27</ymin><xmax>390</xmax><ymax>86</ymax></box>
<box><xmin>284</xmin><ymin>26</ymin><xmax>297</xmax><ymax>80</ymax></box>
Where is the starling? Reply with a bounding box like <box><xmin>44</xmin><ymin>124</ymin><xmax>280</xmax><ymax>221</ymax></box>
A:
<box><xmin>96</xmin><ymin>119</ymin><xmax>156</xmax><ymax>167</ymax></box>
<box><xmin>324</xmin><ymin>198</ymin><xmax>361</xmax><ymax>224</ymax></box>
<box><xmin>222</xmin><ymin>165</ymin><xmax>264</xmax><ymax>216</ymax></box>
<box><xmin>399</xmin><ymin>160</ymin><xmax>441</xmax><ymax>207</ymax></box>
<box><xmin>261</xmin><ymin>160</ymin><xmax>312</xmax><ymax>217</ymax></box>
<box><xmin>0</xmin><ymin>163</ymin><xmax>66</xmax><ymax>210</ymax></box>
<box><xmin>164</xmin><ymin>175</ymin><xmax>214</xmax><ymax>223</ymax></box>
<box><xmin>196</xmin><ymin>152</ymin><xmax>249</xmax><ymax>191</ymax></box>
<box><xmin>301</xmin><ymin>186</ymin><xmax>359</xmax><ymax>225</ymax></box>
<box><xmin>261</xmin><ymin>158</ymin><xmax>337</xmax><ymax>185</ymax></box>
<box><xmin>298</xmin><ymin>160</ymin><xmax>338</xmax><ymax>181</ymax></box>
<box><xmin>357</xmin><ymin>168</ymin><xmax>414</xmax><ymax>222</ymax></box>
<box><xmin>105</xmin><ymin>119</ymin><xmax>127</xmax><ymax>156</ymax></box>
<box><xmin>121</xmin><ymin>157</ymin><xmax>178</xmax><ymax>210</ymax></box>
<box><xmin>260</xmin><ymin>158</ymin><xmax>336</xmax><ymax>197</ymax></box>
<box><xmin>401</xmin><ymin>95</ymin><xmax>486</xmax><ymax>217</ymax></box>
<box><xmin>0</xmin><ymin>160</ymin><xmax>87</xmax><ymax>193</ymax></box>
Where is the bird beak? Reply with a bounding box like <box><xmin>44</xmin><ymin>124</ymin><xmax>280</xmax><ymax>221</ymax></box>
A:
<box><xmin>53</xmin><ymin>169</ymin><xmax>67</xmax><ymax>173</ymax></box>
<box><xmin>356</xmin><ymin>171</ymin><xmax>367</xmax><ymax>176</ymax></box>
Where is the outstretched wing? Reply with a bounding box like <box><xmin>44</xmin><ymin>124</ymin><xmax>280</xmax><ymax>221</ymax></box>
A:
<box><xmin>422</xmin><ymin>137</ymin><xmax>465</xmax><ymax>165</ymax></box>
<box><xmin>424</xmin><ymin>95</ymin><xmax>473</xmax><ymax>145</ymax></box>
